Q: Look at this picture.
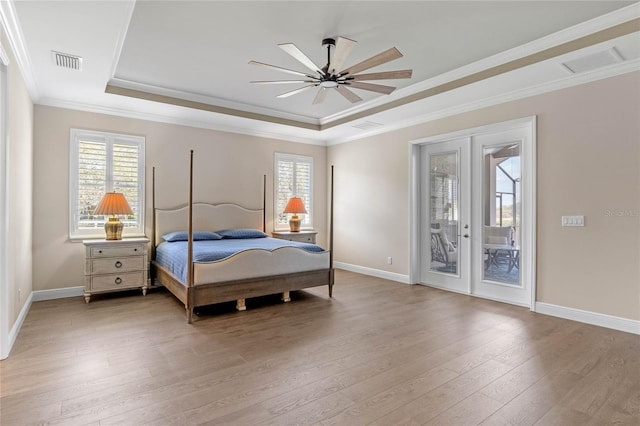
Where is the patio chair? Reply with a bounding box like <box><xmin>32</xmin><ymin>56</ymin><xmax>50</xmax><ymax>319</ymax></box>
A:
<box><xmin>431</xmin><ymin>228</ymin><xmax>457</xmax><ymax>271</ymax></box>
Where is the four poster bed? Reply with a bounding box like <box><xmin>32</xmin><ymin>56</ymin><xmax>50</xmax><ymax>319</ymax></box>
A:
<box><xmin>150</xmin><ymin>151</ymin><xmax>335</xmax><ymax>323</ymax></box>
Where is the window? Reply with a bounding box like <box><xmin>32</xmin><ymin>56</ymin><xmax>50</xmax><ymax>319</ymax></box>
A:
<box><xmin>274</xmin><ymin>153</ymin><xmax>313</xmax><ymax>230</ymax></box>
<box><xmin>69</xmin><ymin>129</ymin><xmax>145</xmax><ymax>239</ymax></box>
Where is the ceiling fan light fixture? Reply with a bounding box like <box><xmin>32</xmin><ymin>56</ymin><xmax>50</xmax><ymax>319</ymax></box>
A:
<box><xmin>250</xmin><ymin>36</ymin><xmax>412</xmax><ymax>104</ymax></box>
<box><xmin>320</xmin><ymin>80</ymin><xmax>339</xmax><ymax>88</ymax></box>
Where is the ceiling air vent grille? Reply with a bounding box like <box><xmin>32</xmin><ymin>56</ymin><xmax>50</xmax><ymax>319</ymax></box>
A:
<box><xmin>560</xmin><ymin>48</ymin><xmax>624</xmax><ymax>74</ymax></box>
<box><xmin>351</xmin><ymin>121</ymin><xmax>384</xmax><ymax>130</ymax></box>
<box><xmin>52</xmin><ymin>51</ymin><xmax>82</xmax><ymax>70</ymax></box>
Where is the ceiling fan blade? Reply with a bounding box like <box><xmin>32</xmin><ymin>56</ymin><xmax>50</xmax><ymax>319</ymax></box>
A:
<box><xmin>336</xmin><ymin>85</ymin><xmax>362</xmax><ymax>103</ymax></box>
<box><xmin>278</xmin><ymin>43</ymin><xmax>325</xmax><ymax>76</ymax></box>
<box><xmin>249</xmin><ymin>60</ymin><xmax>313</xmax><ymax>78</ymax></box>
<box><xmin>348</xmin><ymin>81</ymin><xmax>396</xmax><ymax>95</ymax></box>
<box><xmin>328</xmin><ymin>36</ymin><xmax>357</xmax><ymax>75</ymax></box>
<box><xmin>251</xmin><ymin>80</ymin><xmax>317</xmax><ymax>84</ymax></box>
<box><xmin>340</xmin><ymin>47</ymin><xmax>403</xmax><ymax>76</ymax></box>
<box><xmin>276</xmin><ymin>84</ymin><xmax>317</xmax><ymax>98</ymax></box>
<box><xmin>352</xmin><ymin>69</ymin><xmax>412</xmax><ymax>81</ymax></box>
<box><xmin>312</xmin><ymin>87</ymin><xmax>328</xmax><ymax>105</ymax></box>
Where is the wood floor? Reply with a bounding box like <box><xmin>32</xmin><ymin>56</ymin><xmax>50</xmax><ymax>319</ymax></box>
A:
<box><xmin>1</xmin><ymin>270</ymin><xmax>638</xmax><ymax>425</ymax></box>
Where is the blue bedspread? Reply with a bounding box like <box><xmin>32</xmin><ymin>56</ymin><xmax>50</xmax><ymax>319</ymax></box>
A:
<box><xmin>155</xmin><ymin>237</ymin><xmax>326</xmax><ymax>283</ymax></box>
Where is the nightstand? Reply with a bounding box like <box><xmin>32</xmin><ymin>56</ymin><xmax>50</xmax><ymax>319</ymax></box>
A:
<box><xmin>83</xmin><ymin>237</ymin><xmax>149</xmax><ymax>303</ymax></box>
<box><xmin>271</xmin><ymin>230</ymin><xmax>317</xmax><ymax>244</ymax></box>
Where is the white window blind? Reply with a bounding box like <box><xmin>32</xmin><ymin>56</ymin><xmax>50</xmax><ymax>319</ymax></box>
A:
<box><xmin>70</xmin><ymin>129</ymin><xmax>145</xmax><ymax>239</ymax></box>
<box><xmin>275</xmin><ymin>153</ymin><xmax>313</xmax><ymax>230</ymax></box>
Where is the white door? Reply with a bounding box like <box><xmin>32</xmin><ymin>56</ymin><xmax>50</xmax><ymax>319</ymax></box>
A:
<box><xmin>412</xmin><ymin>117</ymin><xmax>536</xmax><ymax>309</ymax></box>
<box><xmin>420</xmin><ymin>138</ymin><xmax>470</xmax><ymax>294</ymax></box>
<box><xmin>471</xmin><ymin>127</ymin><xmax>534</xmax><ymax>307</ymax></box>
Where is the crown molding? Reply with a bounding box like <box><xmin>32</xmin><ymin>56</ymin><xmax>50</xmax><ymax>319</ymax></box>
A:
<box><xmin>38</xmin><ymin>56</ymin><xmax>639</xmax><ymax>148</ymax></box>
<box><xmin>0</xmin><ymin>0</ymin><xmax>39</xmax><ymax>100</ymax></box>
<box><xmin>107</xmin><ymin>0</ymin><xmax>136</xmax><ymax>82</ymax></box>
<box><xmin>321</xmin><ymin>4</ymin><xmax>640</xmax><ymax>126</ymax></box>
<box><xmin>326</xmin><ymin>59</ymin><xmax>640</xmax><ymax>146</ymax></box>
<box><xmin>36</xmin><ymin>97</ymin><xmax>326</xmax><ymax>146</ymax></box>
<box><xmin>107</xmin><ymin>77</ymin><xmax>321</xmax><ymax>126</ymax></box>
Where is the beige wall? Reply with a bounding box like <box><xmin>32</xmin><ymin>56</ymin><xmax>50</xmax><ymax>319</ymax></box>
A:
<box><xmin>29</xmin><ymin>73</ymin><xmax>640</xmax><ymax>322</ymax></box>
<box><xmin>32</xmin><ymin>106</ymin><xmax>327</xmax><ymax>292</ymax></box>
<box><xmin>329</xmin><ymin>72</ymin><xmax>640</xmax><ymax>321</ymax></box>
<box><xmin>1</xmin><ymin>27</ymin><xmax>34</xmax><ymax>330</ymax></box>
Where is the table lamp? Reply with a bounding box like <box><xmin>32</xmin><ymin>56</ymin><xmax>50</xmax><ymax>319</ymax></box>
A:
<box><xmin>94</xmin><ymin>192</ymin><xmax>133</xmax><ymax>240</ymax></box>
<box><xmin>283</xmin><ymin>197</ymin><xmax>307</xmax><ymax>232</ymax></box>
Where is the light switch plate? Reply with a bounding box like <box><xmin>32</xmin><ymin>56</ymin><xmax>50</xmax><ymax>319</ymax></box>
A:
<box><xmin>562</xmin><ymin>215</ymin><xmax>585</xmax><ymax>226</ymax></box>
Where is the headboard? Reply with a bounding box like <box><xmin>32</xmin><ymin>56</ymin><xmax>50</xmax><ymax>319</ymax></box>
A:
<box><xmin>155</xmin><ymin>203</ymin><xmax>263</xmax><ymax>243</ymax></box>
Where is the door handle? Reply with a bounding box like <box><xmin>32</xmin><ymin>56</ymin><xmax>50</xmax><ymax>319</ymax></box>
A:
<box><xmin>463</xmin><ymin>234</ymin><xmax>469</xmax><ymax>238</ymax></box>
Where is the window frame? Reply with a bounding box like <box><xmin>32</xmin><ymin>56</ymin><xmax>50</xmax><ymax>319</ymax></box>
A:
<box><xmin>274</xmin><ymin>152</ymin><xmax>313</xmax><ymax>231</ymax></box>
<box><xmin>69</xmin><ymin>129</ymin><xmax>145</xmax><ymax>240</ymax></box>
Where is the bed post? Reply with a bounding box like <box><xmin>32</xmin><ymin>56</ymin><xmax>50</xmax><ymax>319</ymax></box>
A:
<box><xmin>186</xmin><ymin>150</ymin><xmax>195</xmax><ymax>323</ymax></box>
<box><xmin>151</xmin><ymin>167</ymin><xmax>156</xmax><ymax>264</ymax></box>
<box><xmin>329</xmin><ymin>165</ymin><xmax>335</xmax><ymax>297</ymax></box>
<box><xmin>262</xmin><ymin>174</ymin><xmax>266</xmax><ymax>233</ymax></box>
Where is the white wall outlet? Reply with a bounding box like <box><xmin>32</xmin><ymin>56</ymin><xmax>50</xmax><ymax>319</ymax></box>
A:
<box><xmin>387</xmin><ymin>257</ymin><xmax>393</xmax><ymax>265</ymax></box>
<box><xmin>562</xmin><ymin>215</ymin><xmax>585</xmax><ymax>226</ymax></box>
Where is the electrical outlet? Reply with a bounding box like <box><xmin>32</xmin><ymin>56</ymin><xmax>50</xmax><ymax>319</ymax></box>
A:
<box><xmin>387</xmin><ymin>257</ymin><xmax>393</xmax><ymax>265</ymax></box>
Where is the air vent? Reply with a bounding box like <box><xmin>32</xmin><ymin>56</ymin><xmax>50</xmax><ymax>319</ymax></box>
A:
<box><xmin>560</xmin><ymin>48</ymin><xmax>624</xmax><ymax>74</ymax></box>
<box><xmin>351</xmin><ymin>121</ymin><xmax>384</xmax><ymax>130</ymax></box>
<box><xmin>51</xmin><ymin>51</ymin><xmax>82</xmax><ymax>70</ymax></box>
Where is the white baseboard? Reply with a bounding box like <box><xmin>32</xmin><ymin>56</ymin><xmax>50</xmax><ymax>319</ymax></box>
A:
<box><xmin>3</xmin><ymin>291</ymin><xmax>33</xmax><ymax>359</ymax></box>
<box><xmin>333</xmin><ymin>264</ymin><xmax>639</xmax><ymax>335</ymax></box>
<box><xmin>535</xmin><ymin>302</ymin><xmax>640</xmax><ymax>335</ymax></box>
<box><xmin>334</xmin><ymin>262</ymin><xmax>410</xmax><ymax>284</ymax></box>
<box><xmin>32</xmin><ymin>286</ymin><xmax>84</xmax><ymax>301</ymax></box>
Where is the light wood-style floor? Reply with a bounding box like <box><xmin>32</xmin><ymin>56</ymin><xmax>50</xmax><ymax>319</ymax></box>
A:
<box><xmin>1</xmin><ymin>270</ymin><xmax>638</xmax><ymax>425</ymax></box>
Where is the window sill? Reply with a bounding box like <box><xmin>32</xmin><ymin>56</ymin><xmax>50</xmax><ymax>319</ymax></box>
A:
<box><xmin>69</xmin><ymin>233</ymin><xmax>147</xmax><ymax>243</ymax></box>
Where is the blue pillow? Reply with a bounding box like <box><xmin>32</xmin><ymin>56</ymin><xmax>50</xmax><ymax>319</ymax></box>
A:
<box><xmin>162</xmin><ymin>231</ymin><xmax>223</xmax><ymax>242</ymax></box>
<box><xmin>216</xmin><ymin>228</ymin><xmax>267</xmax><ymax>239</ymax></box>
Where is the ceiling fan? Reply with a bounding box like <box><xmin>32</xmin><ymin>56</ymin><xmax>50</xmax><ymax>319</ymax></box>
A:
<box><xmin>249</xmin><ymin>36</ymin><xmax>412</xmax><ymax>104</ymax></box>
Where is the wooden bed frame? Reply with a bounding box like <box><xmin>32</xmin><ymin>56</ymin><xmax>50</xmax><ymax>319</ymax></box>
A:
<box><xmin>150</xmin><ymin>150</ymin><xmax>334</xmax><ymax>323</ymax></box>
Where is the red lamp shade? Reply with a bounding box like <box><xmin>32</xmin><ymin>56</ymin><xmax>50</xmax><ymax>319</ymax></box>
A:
<box><xmin>94</xmin><ymin>192</ymin><xmax>133</xmax><ymax>216</ymax></box>
<box><xmin>283</xmin><ymin>197</ymin><xmax>307</xmax><ymax>214</ymax></box>
<box><xmin>94</xmin><ymin>192</ymin><xmax>133</xmax><ymax>240</ymax></box>
<box><xmin>283</xmin><ymin>197</ymin><xmax>307</xmax><ymax>232</ymax></box>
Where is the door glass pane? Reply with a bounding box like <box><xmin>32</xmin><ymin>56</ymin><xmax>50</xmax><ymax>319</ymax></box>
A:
<box><xmin>429</xmin><ymin>152</ymin><xmax>458</xmax><ymax>274</ymax></box>
<box><xmin>483</xmin><ymin>143</ymin><xmax>521</xmax><ymax>285</ymax></box>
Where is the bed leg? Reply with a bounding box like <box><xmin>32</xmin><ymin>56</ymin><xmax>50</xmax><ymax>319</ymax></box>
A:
<box><xmin>236</xmin><ymin>299</ymin><xmax>247</xmax><ymax>311</ymax></box>
<box><xmin>328</xmin><ymin>269</ymin><xmax>335</xmax><ymax>298</ymax></box>
<box><xmin>186</xmin><ymin>306</ymin><xmax>193</xmax><ymax>324</ymax></box>
<box><xmin>282</xmin><ymin>291</ymin><xmax>291</xmax><ymax>303</ymax></box>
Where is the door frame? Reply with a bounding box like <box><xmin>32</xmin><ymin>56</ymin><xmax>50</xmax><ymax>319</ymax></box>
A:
<box><xmin>409</xmin><ymin>116</ymin><xmax>537</xmax><ymax>310</ymax></box>
<box><xmin>0</xmin><ymin>42</ymin><xmax>9</xmax><ymax>359</ymax></box>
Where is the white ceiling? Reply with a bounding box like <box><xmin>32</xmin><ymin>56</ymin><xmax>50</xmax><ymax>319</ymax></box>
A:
<box><xmin>3</xmin><ymin>1</ymin><xmax>639</xmax><ymax>145</ymax></box>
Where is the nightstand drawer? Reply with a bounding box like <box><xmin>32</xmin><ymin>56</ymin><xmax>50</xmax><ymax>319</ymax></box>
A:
<box><xmin>90</xmin><ymin>272</ymin><xmax>145</xmax><ymax>291</ymax></box>
<box><xmin>271</xmin><ymin>231</ymin><xmax>317</xmax><ymax>244</ymax></box>
<box><xmin>90</xmin><ymin>245</ymin><xmax>143</xmax><ymax>258</ymax></box>
<box><xmin>90</xmin><ymin>256</ymin><xmax>144</xmax><ymax>275</ymax></box>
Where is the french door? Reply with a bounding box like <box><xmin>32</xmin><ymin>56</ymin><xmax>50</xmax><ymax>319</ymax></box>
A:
<box><xmin>411</xmin><ymin>117</ymin><xmax>536</xmax><ymax>309</ymax></box>
<box><xmin>420</xmin><ymin>138</ymin><xmax>470</xmax><ymax>294</ymax></box>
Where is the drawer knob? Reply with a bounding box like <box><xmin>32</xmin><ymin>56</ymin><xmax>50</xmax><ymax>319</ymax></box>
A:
<box><xmin>98</xmin><ymin>250</ymin><xmax>102</xmax><ymax>254</ymax></box>
<box><xmin>134</xmin><ymin>248</ymin><xmax>137</xmax><ymax>252</ymax></box>
<box><xmin>115</xmin><ymin>277</ymin><xmax>122</xmax><ymax>285</ymax></box>
<box><xmin>115</xmin><ymin>261</ymin><xmax>123</xmax><ymax>268</ymax></box>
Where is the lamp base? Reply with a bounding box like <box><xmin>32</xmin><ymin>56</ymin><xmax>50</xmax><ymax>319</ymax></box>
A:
<box><xmin>289</xmin><ymin>215</ymin><xmax>301</xmax><ymax>232</ymax></box>
<box><xmin>104</xmin><ymin>217</ymin><xmax>124</xmax><ymax>240</ymax></box>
